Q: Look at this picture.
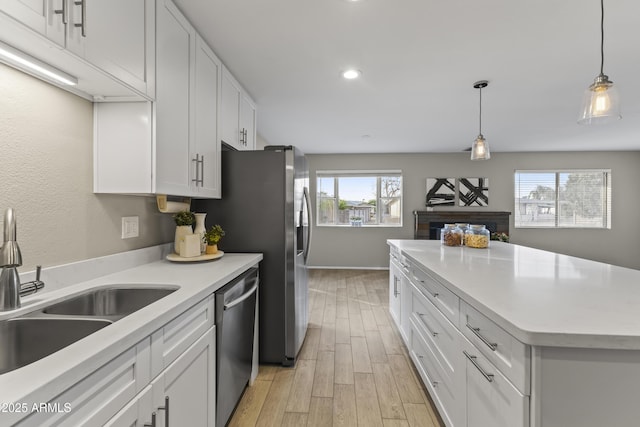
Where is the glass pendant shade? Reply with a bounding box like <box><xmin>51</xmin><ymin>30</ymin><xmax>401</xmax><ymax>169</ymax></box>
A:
<box><xmin>470</xmin><ymin>134</ymin><xmax>490</xmax><ymax>160</ymax></box>
<box><xmin>578</xmin><ymin>74</ymin><xmax>621</xmax><ymax>125</ymax></box>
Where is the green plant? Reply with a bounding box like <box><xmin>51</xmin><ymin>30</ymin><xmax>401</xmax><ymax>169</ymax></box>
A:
<box><xmin>173</xmin><ymin>211</ymin><xmax>195</xmax><ymax>226</ymax></box>
<box><xmin>490</xmin><ymin>232</ymin><xmax>509</xmax><ymax>242</ymax></box>
<box><xmin>204</xmin><ymin>224</ymin><xmax>225</xmax><ymax>245</ymax></box>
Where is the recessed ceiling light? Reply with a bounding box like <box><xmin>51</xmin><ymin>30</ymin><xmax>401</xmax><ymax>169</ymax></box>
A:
<box><xmin>342</xmin><ymin>69</ymin><xmax>361</xmax><ymax>80</ymax></box>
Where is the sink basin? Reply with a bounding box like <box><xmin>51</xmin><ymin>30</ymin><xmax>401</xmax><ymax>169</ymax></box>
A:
<box><xmin>43</xmin><ymin>287</ymin><xmax>177</xmax><ymax>318</ymax></box>
<box><xmin>0</xmin><ymin>318</ymin><xmax>111</xmax><ymax>375</ymax></box>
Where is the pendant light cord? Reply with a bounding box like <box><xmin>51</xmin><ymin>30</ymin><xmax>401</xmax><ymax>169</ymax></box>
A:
<box><xmin>478</xmin><ymin>87</ymin><xmax>482</xmax><ymax>135</ymax></box>
<box><xmin>600</xmin><ymin>0</ymin><xmax>604</xmax><ymax>75</ymax></box>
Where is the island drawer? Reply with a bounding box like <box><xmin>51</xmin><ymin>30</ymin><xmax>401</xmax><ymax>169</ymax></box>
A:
<box><xmin>410</xmin><ymin>281</ymin><xmax>459</xmax><ymax>386</ymax></box>
<box><xmin>410</xmin><ymin>320</ymin><xmax>459</xmax><ymax>427</ymax></box>
<box><xmin>411</xmin><ymin>264</ymin><xmax>459</xmax><ymax>325</ymax></box>
<box><xmin>460</xmin><ymin>301</ymin><xmax>530</xmax><ymax>394</ymax></box>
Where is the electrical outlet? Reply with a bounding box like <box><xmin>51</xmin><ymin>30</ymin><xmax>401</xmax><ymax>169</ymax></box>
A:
<box><xmin>121</xmin><ymin>216</ymin><xmax>139</xmax><ymax>239</ymax></box>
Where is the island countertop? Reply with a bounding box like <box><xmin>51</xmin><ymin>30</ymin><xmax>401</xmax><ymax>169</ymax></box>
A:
<box><xmin>387</xmin><ymin>239</ymin><xmax>640</xmax><ymax>350</ymax></box>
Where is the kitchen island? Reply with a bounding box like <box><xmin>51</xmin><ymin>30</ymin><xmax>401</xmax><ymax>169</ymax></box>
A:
<box><xmin>388</xmin><ymin>239</ymin><xmax>640</xmax><ymax>427</ymax></box>
<box><xmin>0</xmin><ymin>245</ymin><xmax>262</xmax><ymax>426</ymax></box>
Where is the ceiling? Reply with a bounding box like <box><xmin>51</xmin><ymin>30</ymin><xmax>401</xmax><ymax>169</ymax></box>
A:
<box><xmin>173</xmin><ymin>0</ymin><xmax>640</xmax><ymax>155</ymax></box>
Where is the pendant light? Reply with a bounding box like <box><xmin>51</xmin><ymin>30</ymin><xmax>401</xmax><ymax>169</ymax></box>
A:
<box><xmin>470</xmin><ymin>80</ymin><xmax>490</xmax><ymax>161</ymax></box>
<box><xmin>578</xmin><ymin>0</ymin><xmax>621</xmax><ymax>125</ymax></box>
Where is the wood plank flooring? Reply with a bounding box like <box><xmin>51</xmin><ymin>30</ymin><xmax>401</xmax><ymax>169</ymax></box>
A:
<box><xmin>229</xmin><ymin>269</ymin><xmax>444</xmax><ymax>427</ymax></box>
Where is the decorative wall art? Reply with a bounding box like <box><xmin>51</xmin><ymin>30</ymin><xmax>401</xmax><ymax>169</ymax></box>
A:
<box><xmin>425</xmin><ymin>177</ymin><xmax>490</xmax><ymax>207</ymax></box>
<box><xmin>426</xmin><ymin>178</ymin><xmax>456</xmax><ymax>207</ymax></box>
<box><xmin>458</xmin><ymin>177</ymin><xmax>489</xmax><ymax>206</ymax></box>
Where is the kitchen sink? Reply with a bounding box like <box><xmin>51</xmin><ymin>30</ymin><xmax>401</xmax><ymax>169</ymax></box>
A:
<box><xmin>42</xmin><ymin>287</ymin><xmax>178</xmax><ymax>319</ymax></box>
<box><xmin>0</xmin><ymin>318</ymin><xmax>112</xmax><ymax>375</ymax></box>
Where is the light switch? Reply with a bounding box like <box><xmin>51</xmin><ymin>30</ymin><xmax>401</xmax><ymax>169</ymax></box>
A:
<box><xmin>121</xmin><ymin>216</ymin><xmax>139</xmax><ymax>239</ymax></box>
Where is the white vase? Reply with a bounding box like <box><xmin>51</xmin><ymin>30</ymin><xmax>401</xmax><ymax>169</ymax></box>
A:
<box><xmin>193</xmin><ymin>213</ymin><xmax>207</xmax><ymax>253</ymax></box>
<box><xmin>174</xmin><ymin>225</ymin><xmax>193</xmax><ymax>254</ymax></box>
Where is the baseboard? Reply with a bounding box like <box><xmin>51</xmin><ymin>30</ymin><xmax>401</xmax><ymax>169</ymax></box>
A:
<box><xmin>308</xmin><ymin>265</ymin><xmax>389</xmax><ymax>271</ymax></box>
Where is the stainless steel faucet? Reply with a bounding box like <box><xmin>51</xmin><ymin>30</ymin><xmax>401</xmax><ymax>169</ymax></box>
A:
<box><xmin>0</xmin><ymin>208</ymin><xmax>44</xmax><ymax>311</ymax></box>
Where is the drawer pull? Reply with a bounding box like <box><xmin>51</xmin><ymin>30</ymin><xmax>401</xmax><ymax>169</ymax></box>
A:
<box><xmin>466</xmin><ymin>323</ymin><xmax>498</xmax><ymax>351</ymax></box>
<box><xmin>417</xmin><ymin>313</ymin><xmax>438</xmax><ymax>336</ymax></box>
<box><xmin>463</xmin><ymin>351</ymin><xmax>494</xmax><ymax>383</ymax></box>
<box><xmin>432</xmin><ymin>380</ymin><xmax>439</xmax><ymax>388</ymax></box>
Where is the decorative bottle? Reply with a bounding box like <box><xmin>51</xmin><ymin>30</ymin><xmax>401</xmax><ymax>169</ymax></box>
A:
<box><xmin>193</xmin><ymin>213</ymin><xmax>207</xmax><ymax>254</ymax></box>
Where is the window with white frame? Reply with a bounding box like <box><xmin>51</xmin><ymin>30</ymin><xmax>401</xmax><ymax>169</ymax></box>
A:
<box><xmin>514</xmin><ymin>170</ymin><xmax>611</xmax><ymax>228</ymax></box>
<box><xmin>316</xmin><ymin>171</ymin><xmax>402</xmax><ymax>226</ymax></box>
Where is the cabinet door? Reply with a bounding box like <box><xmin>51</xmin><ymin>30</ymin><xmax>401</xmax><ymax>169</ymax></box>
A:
<box><xmin>193</xmin><ymin>34</ymin><xmax>221</xmax><ymax>198</ymax></box>
<box><xmin>154</xmin><ymin>0</ymin><xmax>193</xmax><ymax>196</ymax></box>
<box><xmin>240</xmin><ymin>92</ymin><xmax>256</xmax><ymax>150</ymax></box>
<box><xmin>220</xmin><ymin>67</ymin><xmax>241</xmax><ymax>150</ymax></box>
<box><xmin>389</xmin><ymin>258</ymin><xmax>402</xmax><ymax>329</ymax></box>
<box><xmin>464</xmin><ymin>343</ymin><xmax>529</xmax><ymax>427</ymax></box>
<box><xmin>0</xmin><ymin>0</ymin><xmax>65</xmax><ymax>46</ymax></box>
<box><xmin>65</xmin><ymin>0</ymin><xmax>153</xmax><ymax>96</ymax></box>
<box><xmin>152</xmin><ymin>326</ymin><xmax>216</xmax><ymax>427</ymax></box>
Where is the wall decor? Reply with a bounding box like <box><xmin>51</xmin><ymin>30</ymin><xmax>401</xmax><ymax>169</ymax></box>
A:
<box><xmin>426</xmin><ymin>178</ymin><xmax>456</xmax><ymax>207</ymax></box>
<box><xmin>458</xmin><ymin>177</ymin><xmax>489</xmax><ymax>206</ymax></box>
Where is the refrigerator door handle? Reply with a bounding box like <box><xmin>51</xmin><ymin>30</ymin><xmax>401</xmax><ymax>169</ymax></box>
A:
<box><xmin>303</xmin><ymin>186</ymin><xmax>312</xmax><ymax>262</ymax></box>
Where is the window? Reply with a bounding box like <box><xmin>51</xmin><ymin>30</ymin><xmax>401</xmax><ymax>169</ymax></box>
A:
<box><xmin>514</xmin><ymin>170</ymin><xmax>611</xmax><ymax>228</ymax></box>
<box><xmin>317</xmin><ymin>171</ymin><xmax>402</xmax><ymax>226</ymax></box>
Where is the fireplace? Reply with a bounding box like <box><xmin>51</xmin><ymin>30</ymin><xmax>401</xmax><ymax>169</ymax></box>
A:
<box><xmin>413</xmin><ymin>211</ymin><xmax>510</xmax><ymax>240</ymax></box>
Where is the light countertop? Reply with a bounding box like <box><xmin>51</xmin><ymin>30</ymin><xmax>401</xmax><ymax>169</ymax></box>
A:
<box><xmin>0</xmin><ymin>250</ymin><xmax>262</xmax><ymax>423</ymax></box>
<box><xmin>388</xmin><ymin>239</ymin><xmax>640</xmax><ymax>350</ymax></box>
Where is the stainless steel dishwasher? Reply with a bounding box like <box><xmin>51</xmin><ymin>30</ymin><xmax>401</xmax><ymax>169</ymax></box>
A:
<box><xmin>215</xmin><ymin>267</ymin><xmax>259</xmax><ymax>427</ymax></box>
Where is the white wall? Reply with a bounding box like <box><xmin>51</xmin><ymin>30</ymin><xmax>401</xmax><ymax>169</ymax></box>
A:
<box><xmin>0</xmin><ymin>64</ymin><xmax>174</xmax><ymax>272</ymax></box>
<box><xmin>308</xmin><ymin>151</ymin><xmax>640</xmax><ymax>270</ymax></box>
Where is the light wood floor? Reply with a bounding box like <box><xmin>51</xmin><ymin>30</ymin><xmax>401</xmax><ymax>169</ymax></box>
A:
<box><xmin>229</xmin><ymin>269</ymin><xmax>444</xmax><ymax>427</ymax></box>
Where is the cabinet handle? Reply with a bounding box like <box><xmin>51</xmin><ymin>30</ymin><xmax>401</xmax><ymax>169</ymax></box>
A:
<box><xmin>199</xmin><ymin>155</ymin><xmax>204</xmax><ymax>186</ymax></box>
<box><xmin>244</xmin><ymin>129</ymin><xmax>248</xmax><ymax>145</ymax></box>
<box><xmin>158</xmin><ymin>396</ymin><xmax>170</xmax><ymax>427</ymax></box>
<box><xmin>466</xmin><ymin>323</ymin><xmax>498</xmax><ymax>351</ymax></box>
<box><xmin>144</xmin><ymin>412</ymin><xmax>156</xmax><ymax>427</ymax></box>
<box><xmin>393</xmin><ymin>277</ymin><xmax>399</xmax><ymax>297</ymax></box>
<box><xmin>74</xmin><ymin>0</ymin><xmax>86</xmax><ymax>37</ymax></box>
<box><xmin>54</xmin><ymin>0</ymin><xmax>67</xmax><ymax>24</ymax></box>
<box><xmin>417</xmin><ymin>313</ymin><xmax>438</xmax><ymax>337</ymax></box>
<box><xmin>463</xmin><ymin>350</ymin><xmax>494</xmax><ymax>383</ymax></box>
<box><xmin>192</xmin><ymin>154</ymin><xmax>204</xmax><ymax>186</ymax></box>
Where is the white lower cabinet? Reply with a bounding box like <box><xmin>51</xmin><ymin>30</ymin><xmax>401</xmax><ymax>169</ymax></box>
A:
<box><xmin>106</xmin><ymin>326</ymin><xmax>215</xmax><ymax>427</ymax></box>
<box><xmin>463</xmin><ymin>339</ymin><xmax>528</xmax><ymax>427</ymax></box>
<box><xmin>16</xmin><ymin>339</ymin><xmax>151</xmax><ymax>427</ymax></box>
<box><xmin>389</xmin><ymin>252</ymin><xmax>530</xmax><ymax>427</ymax></box>
<box><xmin>16</xmin><ymin>296</ymin><xmax>216</xmax><ymax>427</ymax></box>
<box><xmin>152</xmin><ymin>326</ymin><xmax>215</xmax><ymax>426</ymax></box>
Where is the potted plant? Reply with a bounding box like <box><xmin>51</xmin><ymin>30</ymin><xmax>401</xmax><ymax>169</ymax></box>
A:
<box><xmin>204</xmin><ymin>224</ymin><xmax>225</xmax><ymax>254</ymax></box>
<box><xmin>350</xmin><ymin>216</ymin><xmax>362</xmax><ymax>227</ymax></box>
<box><xmin>172</xmin><ymin>211</ymin><xmax>195</xmax><ymax>254</ymax></box>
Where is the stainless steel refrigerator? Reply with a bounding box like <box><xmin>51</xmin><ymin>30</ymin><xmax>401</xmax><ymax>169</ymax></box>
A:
<box><xmin>194</xmin><ymin>145</ymin><xmax>311</xmax><ymax>366</ymax></box>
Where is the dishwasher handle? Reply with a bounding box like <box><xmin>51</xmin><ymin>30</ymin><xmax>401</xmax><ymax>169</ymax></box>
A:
<box><xmin>224</xmin><ymin>282</ymin><xmax>258</xmax><ymax>311</ymax></box>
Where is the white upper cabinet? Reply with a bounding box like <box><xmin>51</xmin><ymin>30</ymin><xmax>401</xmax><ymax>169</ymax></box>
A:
<box><xmin>221</xmin><ymin>65</ymin><xmax>256</xmax><ymax>150</ymax></box>
<box><xmin>0</xmin><ymin>0</ymin><xmax>154</xmax><ymax>98</ymax></box>
<box><xmin>240</xmin><ymin>91</ymin><xmax>257</xmax><ymax>150</ymax></box>
<box><xmin>0</xmin><ymin>0</ymin><xmax>65</xmax><ymax>46</ymax></box>
<box><xmin>94</xmin><ymin>0</ymin><xmax>222</xmax><ymax>199</ymax></box>
<box><xmin>193</xmin><ymin>35</ymin><xmax>222</xmax><ymax>198</ymax></box>
<box><xmin>154</xmin><ymin>0</ymin><xmax>193</xmax><ymax>196</ymax></box>
<box><xmin>66</xmin><ymin>0</ymin><xmax>155</xmax><ymax>97</ymax></box>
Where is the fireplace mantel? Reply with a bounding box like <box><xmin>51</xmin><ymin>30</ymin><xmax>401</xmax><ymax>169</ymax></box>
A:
<box><xmin>413</xmin><ymin>210</ymin><xmax>511</xmax><ymax>240</ymax></box>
